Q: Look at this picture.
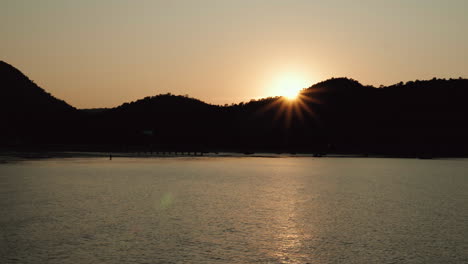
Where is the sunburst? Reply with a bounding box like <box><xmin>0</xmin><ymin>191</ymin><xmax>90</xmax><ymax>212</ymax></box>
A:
<box><xmin>256</xmin><ymin>89</ymin><xmax>321</xmax><ymax>128</ymax></box>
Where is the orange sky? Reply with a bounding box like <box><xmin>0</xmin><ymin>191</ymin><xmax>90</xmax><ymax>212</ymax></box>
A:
<box><xmin>2</xmin><ymin>0</ymin><xmax>467</xmax><ymax>108</ymax></box>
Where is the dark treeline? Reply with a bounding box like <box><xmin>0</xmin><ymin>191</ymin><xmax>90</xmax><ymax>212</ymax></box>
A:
<box><xmin>1</xmin><ymin>60</ymin><xmax>468</xmax><ymax>157</ymax></box>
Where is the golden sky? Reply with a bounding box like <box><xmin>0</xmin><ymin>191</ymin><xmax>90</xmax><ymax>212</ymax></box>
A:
<box><xmin>2</xmin><ymin>0</ymin><xmax>467</xmax><ymax>108</ymax></box>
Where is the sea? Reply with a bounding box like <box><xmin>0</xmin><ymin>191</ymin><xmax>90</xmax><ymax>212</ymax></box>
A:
<box><xmin>1</xmin><ymin>155</ymin><xmax>467</xmax><ymax>263</ymax></box>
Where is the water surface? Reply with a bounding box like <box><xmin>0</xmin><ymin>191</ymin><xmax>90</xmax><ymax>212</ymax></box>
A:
<box><xmin>1</xmin><ymin>157</ymin><xmax>467</xmax><ymax>263</ymax></box>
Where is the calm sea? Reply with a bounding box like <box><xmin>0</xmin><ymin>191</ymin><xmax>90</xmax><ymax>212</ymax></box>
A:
<box><xmin>1</xmin><ymin>156</ymin><xmax>467</xmax><ymax>264</ymax></box>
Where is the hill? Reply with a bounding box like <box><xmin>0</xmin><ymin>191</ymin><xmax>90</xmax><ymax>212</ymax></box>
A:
<box><xmin>0</xmin><ymin>61</ymin><xmax>74</xmax><ymax>113</ymax></box>
<box><xmin>1</xmin><ymin>61</ymin><xmax>468</xmax><ymax>156</ymax></box>
<box><xmin>0</xmin><ymin>61</ymin><xmax>77</xmax><ymax>145</ymax></box>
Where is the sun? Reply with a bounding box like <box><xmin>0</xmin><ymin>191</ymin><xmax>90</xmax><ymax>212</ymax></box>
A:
<box><xmin>271</xmin><ymin>73</ymin><xmax>310</xmax><ymax>100</ymax></box>
<box><xmin>281</xmin><ymin>88</ymin><xmax>300</xmax><ymax>100</ymax></box>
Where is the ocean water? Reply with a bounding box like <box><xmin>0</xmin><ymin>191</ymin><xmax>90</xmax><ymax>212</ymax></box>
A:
<box><xmin>0</xmin><ymin>156</ymin><xmax>467</xmax><ymax>264</ymax></box>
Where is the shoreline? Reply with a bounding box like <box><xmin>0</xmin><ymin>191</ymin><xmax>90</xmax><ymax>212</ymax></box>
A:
<box><xmin>1</xmin><ymin>150</ymin><xmax>467</xmax><ymax>163</ymax></box>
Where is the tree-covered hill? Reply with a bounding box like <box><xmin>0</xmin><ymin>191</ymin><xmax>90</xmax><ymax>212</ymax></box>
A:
<box><xmin>2</xmin><ymin>61</ymin><xmax>468</xmax><ymax>156</ymax></box>
<box><xmin>0</xmin><ymin>61</ymin><xmax>77</xmax><ymax>145</ymax></box>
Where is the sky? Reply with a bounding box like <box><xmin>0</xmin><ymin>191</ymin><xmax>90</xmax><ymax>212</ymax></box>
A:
<box><xmin>2</xmin><ymin>0</ymin><xmax>467</xmax><ymax>108</ymax></box>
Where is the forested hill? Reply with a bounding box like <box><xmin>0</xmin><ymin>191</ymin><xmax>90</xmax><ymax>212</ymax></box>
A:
<box><xmin>1</xmin><ymin>60</ymin><xmax>468</xmax><ymax>156</ymax></box>
<box><xmin>0</xmin><ymin>61</ymin><xmax>78</xmax><ymax>145</ymax></box>
<box><xmin>0</xmin><ymin>61</ymin><xmax>75</xmax><ymax>113</ymax></box>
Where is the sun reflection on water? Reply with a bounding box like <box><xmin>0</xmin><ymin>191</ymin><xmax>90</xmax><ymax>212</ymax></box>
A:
<box><xmin>261</xmin><ymin>169</ymin><xmax>312</xmax><ymax>264</ymax></box>
<box><xmin>273</xmin><ymin>213</ymin><xmax>306</xmax><ymax>264</ymax></box>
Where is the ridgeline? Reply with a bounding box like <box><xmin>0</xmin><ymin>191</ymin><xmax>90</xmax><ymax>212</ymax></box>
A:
<box><xmin>1</xmin><ymin>61</ymin><xmax>468</xmax><ymax>157</ymax></box>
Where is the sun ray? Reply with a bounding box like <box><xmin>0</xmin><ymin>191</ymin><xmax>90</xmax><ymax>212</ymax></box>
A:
<box><xmin>292</xmin><ymin>101</ymin><xmax>304</xmax><ymax>122</ymax></box>
<box><xmin>284</xmin><ymin>100</ymin><xmax>294</xmax><ymax>128</ymax></box>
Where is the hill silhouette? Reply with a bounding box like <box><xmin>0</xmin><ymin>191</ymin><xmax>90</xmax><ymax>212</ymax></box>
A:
<box><xmin>0</xmin><ymin>61</ymin><xmax>74</xmax><ymax>112</ymax></box>
<box><xmin>1</xmin><ymin>61</ymin><xmax>468</xmax><ymax>156</ymax></box>
<box><xmin>0</xmin><ymin>61</ymin><xmax>78</xmax><ymax>146</ymax></box>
